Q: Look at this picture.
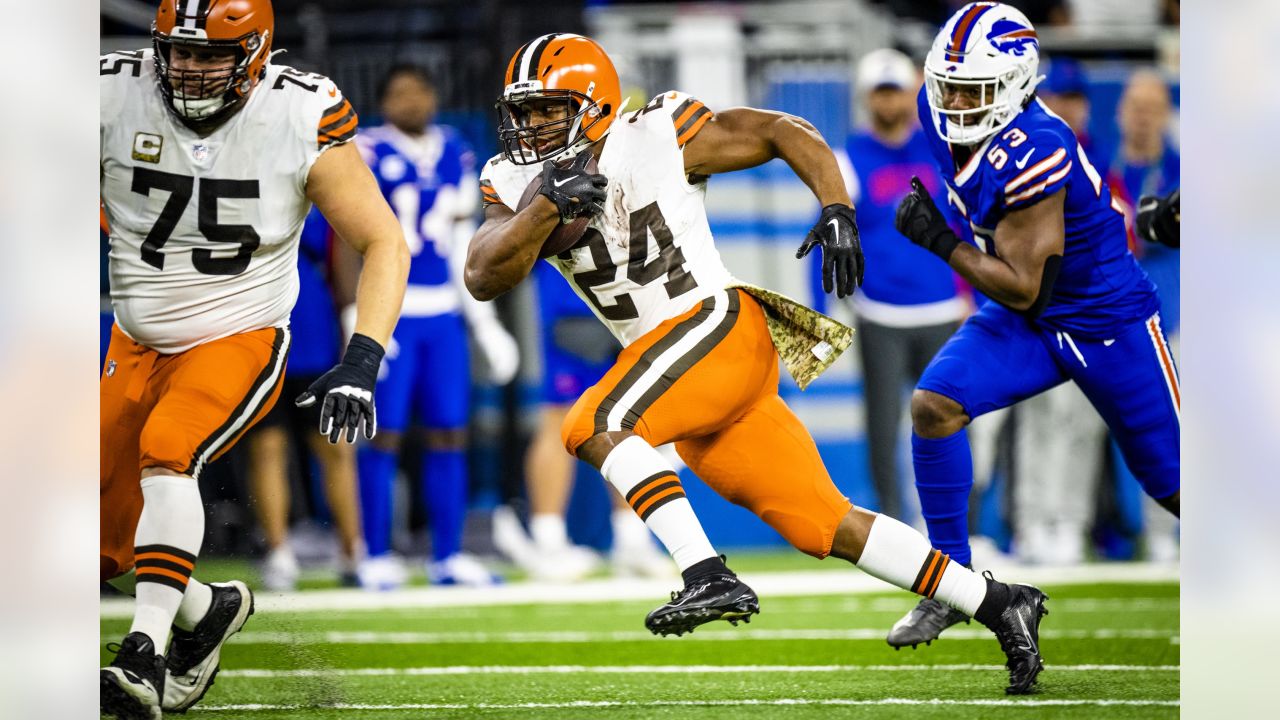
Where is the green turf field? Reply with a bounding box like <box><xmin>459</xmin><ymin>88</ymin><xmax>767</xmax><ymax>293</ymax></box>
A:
<box><xmin>100</xmin><ymin>554</ymin><xmax>1179</xmax><ymax>719</ymax></box>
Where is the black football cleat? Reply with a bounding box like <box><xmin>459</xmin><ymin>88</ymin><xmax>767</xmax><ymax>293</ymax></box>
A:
<box><xmin>645</xmin><ymin>573</ymin><xmax>759</xmax><ymax>636</ymax></box>
<box><xmin>100</xmin><ymin>632</ymin><xmax>165</xmax><ymax>720</ymax></box>
<box><xmin>979</xmin><ymin>574</ymin><xmax>1050</xmax><ymax>695</ymax></box>
<box><xmin>163</xmin><ymin>580</ymin><xmax>255</xmax><ymax>713</ymax></box>
<box><xmin>886</xmin><ymin>597</ymin><xmax>971</xmax><ymax>649</ymax></box>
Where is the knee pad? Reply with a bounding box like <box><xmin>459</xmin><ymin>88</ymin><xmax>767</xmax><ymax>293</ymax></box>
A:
<box><xmin>138</xmin><ymin>419</ymin><xmax>194</xmax><ymax>474</ymax></box>
<box><xmin>760</xmin><ymin>509</ymin><xmax>841</xmax><ymax>559</ymax></box>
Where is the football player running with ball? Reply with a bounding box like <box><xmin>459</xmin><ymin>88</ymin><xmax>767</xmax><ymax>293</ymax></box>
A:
<box><xmin>469</xmin><ymin>33</ymin><xmax>1049</xmax><ymax>694</ymax></box>
<box><xmin>888</xmin><ymin>2</ymin><xmax>1180</xmax><ymax>649</ymax></box>
<box><xmin>99</xmin><ymin>1</ymin><xmax>409</xmax><ymax>717</ymax></box>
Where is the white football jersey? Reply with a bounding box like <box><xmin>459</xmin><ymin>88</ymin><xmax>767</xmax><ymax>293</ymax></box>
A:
<box><xmin>480</xmin><ymin>91</ymin><xmax>733</xmax><ymax>347</ymax></box>
<box><xmin>100</xmin><ymin>49</ymin><xmax>357</xmax><ymax>354</ymax></box>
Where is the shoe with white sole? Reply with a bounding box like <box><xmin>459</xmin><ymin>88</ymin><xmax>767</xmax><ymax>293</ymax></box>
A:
<box><xmin>527</xmin><ymin>544</ymin><xmax>601</xmax><ymax>582</ymax></box>
<box><xmin>611</xmin><ymin>540</ymin><xmax>677</xmax><ymax>579</ymax></box>
<box><xmin>259</xmin><ymin>545</ymin><xmax>300</xmax><ymax>592</ymax></box>
<box><xmin>101</xmin><ymin>632</ymin><xmax>165</xmax><ymax>720</ymax></box>
<box><xmin>357</xmin><ymin>554</ymin><xmax>409</xmax><ymax>591</ymax></box>
<box><xmin>427</xmin><ymin>553</ymin><xmax>502</xmax><ymax>587</ymax></box>
<box><xmin>163</xmin><ymin>580</ymin><xmax>254</xmax><ymax>712</ymax></box>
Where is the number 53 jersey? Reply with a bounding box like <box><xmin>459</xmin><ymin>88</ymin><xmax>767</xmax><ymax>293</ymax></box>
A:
<box><xmin>481</xmin><ymin>91</ymin><xmax>733</xmax><ymax>347</ymax></box>
<box><xmin>100</xmin><ymin>49</ymin><xmax>358</xmax><ymax>354</ymax></box>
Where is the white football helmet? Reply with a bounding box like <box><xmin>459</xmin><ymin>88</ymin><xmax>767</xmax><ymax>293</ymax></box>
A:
<box><xmin>924</xmin><ymin>2</ymin><xmax>1042</xmax><ymax>146</ymax></box>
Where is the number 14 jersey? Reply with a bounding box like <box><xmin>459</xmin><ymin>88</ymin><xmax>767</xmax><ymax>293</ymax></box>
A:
<box><xmin>480</xmin><ymin>91</ymin><xmax>732</xmax><ymax>347</ymax></box>
<box><xmin>100</xmin><ymin>49</ymin><xmax>356</xmax><ymax>354</ymax></box>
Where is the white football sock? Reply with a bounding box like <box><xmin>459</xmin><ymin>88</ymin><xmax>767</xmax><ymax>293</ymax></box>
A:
<box><xmin>530</xmin><ymin>513</ymin><xmax>569</xmax><ymax>551</ymax></box>
<box><xmin>855</xmin><ymin>513</ymin><xmax>987</xmax><ymax>617</ymax></box>
<box><xmin>611</xmin><ymin>509</ymin><xmax>653</xmax><ymax>550</ymax></box>
<box><xmin>174</xmin><ymin>579</ymin><xmax>213</xmax><ymax>632</ymax></box>
<box><xmin>129</xmin><ymin>474</ymin><xmax>205</xmax><ymax>650</ymax></box>
<box><xmin>599</xmin><ymin>437</ymin><xmax>716</xmax><ymax>572</ymax></box>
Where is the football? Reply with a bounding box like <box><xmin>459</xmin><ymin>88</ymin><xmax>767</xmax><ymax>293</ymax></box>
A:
<box><xmin>516</xmin><ymin>153</ymin><xmax>599</xmax><ymax>258</ymax></box>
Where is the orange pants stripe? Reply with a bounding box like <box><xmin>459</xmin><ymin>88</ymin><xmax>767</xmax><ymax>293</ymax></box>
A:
<box><xmin>100</xmin><ymin>325</ymin><xmax>289</xmax><ymax>581</ymax></box>
<box><xmin>563</xmin><ymin>289</ymin><xmax>852</xmax><ymax>558</ymax></box>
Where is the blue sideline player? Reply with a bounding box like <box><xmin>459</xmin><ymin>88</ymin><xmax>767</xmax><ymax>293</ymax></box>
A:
<box><xmin>344</xmin><ymin>65</ymin><xmax>519</xmax><ymax>589</ymax></box>
<box><xmin>887</xmin><ymin>2</ymin><xmax>1181</xmax><ymax>646</ymax></box>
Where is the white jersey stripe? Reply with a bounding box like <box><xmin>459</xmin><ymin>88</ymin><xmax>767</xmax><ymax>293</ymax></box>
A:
<box><xmin>606</xmin><ymin>290</ymin><xmax>729</xmax><ymax>431</ymax></box>
<box><xmin>1145</xmin><ymin>315</ymin><xmax>1180</xmax><ymax>422</ymax></box>
<box><xmin>190</xmin><ymin>326</ymin><xmax>291</xmax><ymax>479</ymax></box>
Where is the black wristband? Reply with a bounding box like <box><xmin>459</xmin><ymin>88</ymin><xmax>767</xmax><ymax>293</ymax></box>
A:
<box><xmin>342</xmin><ymin>332</ymin><xmax>385</xmax><ymax>374</ymax></box>
<box><xmin>928</xmin><ymin>230</ymin><xmax>962</xmax><ymax>263</ymax></box>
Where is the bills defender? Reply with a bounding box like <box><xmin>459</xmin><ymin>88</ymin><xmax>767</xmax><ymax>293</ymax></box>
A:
<box><xmin>336</xmin><ymin>65</ymin><xmax>518</xmax><ymax>589</ymax></box>
<box><xmin>99</xmin><ymin>1</ymin><xmax>409</xmax><ymax>717</ymax></box>
<box><xmin>888</xmin><ymin>2</ymin><xmax>1180</xmax><ymax>647</ymax></box>
<box><xmin>470</xmin><ymin>33</ymin><xmax>1050</xmax><ymax>694</ymax></box>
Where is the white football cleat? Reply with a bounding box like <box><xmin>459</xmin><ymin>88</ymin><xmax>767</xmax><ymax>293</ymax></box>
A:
<box><xmin>611</xmin><ymin>539</ymin><xmax>677</xmax><ymax>579</ymax></box>
<box><xmin>260</xmin><ymin>544</ymin><xmax>300</xmax><ymax>592</ymax></box>
<box><xmin>527</xmin><ymin>545</ymin><xmax>602</xmax><ymax>582</ymax></box>
<box><xmin>427</xmin><ymin>553</ymin><xmax>502</xmax><ymax>587</ymax></box>
<box><xmin>357</xmin><ymin>554</ymin><xmax>409</xmax><ymax>591</ymax></box>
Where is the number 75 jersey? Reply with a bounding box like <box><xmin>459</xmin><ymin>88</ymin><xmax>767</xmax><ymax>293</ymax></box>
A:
<box><xmin>100</xmin><ymin>49</ymin><xmax>357</xmax><ymax>354</ymax></box>
<box><xmin>480</xmin><ymin>91</ymin><xmax>732</xmax><ymax>347</ymax></box>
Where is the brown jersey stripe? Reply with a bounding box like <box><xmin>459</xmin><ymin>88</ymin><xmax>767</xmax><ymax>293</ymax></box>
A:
<box><xmin>319</xmin><ymin>117</ymin><xmax>359</xmax><ymax>146</ymax></box>
<box><xmin>676</xmin><ymin>106</ymin><xmax>713</xmax><ymax>147</ymax></box>
<box><xmin>635</xmin><ymin>486</ymin><xmax>687</xmax><ymax>521</ymax></box>
<box><xmin>135</xmin><ymin>544</ymin><xmax>197</xmax><ymax>564</ymax></box>
<box><xmin>320</xmin><ymin>98</ymin><xmax>353</xmax><ymax>127</ymax></box>
<box><xmin>923</xmin><ymin>554</ymin><xmax>950</xmax><ymax>598</ymax></box>
<box><xmin>672</xmin><ymin>99</ymin><xmax>705</xmax><ymax>130</ymax></box>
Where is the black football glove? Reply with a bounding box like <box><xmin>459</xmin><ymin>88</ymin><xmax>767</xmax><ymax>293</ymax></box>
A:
<box><xmin>295</xmin><ymin>332</ymin><xmax>384</xmax><ymax>444</ymax></box>
<box><xmin>896</xmin><ymin>176</ymin><xmax>961</xmax><ymax>262</ymax></box>
<box><xmin>1136</xmin><ymin>188</ymin><xmax>1180</xmax><ymax>248</ymax></box>
<box><xmin>796</xmin><ymin>203</ymin><xmax>864</xmax><ymax>298</ymax></box>
<box><xmin>539</xmin><ymin>151</ymin><xmax>608</xmax><ymax>224</ymax></box>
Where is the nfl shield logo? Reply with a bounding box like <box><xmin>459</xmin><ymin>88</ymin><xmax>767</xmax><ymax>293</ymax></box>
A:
<box><xmin>192</xmin><ymin>143</ymin><xmax>209</xmax><ymax>161</ymax></box>
<box><xmin>106</xmin><ymin>360</ymin><xmax>117</xmax><ymax>377</ymax></box>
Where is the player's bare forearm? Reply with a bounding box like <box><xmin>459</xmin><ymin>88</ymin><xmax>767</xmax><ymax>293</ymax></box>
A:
<box><xmin>950</xmin><ymin>190</ymin><xmax>1066</xmax><ymax>312</ymax></box>
<box><xmin>465</xmin><ymin>200</ymin><xmax>559</xmax><ymax>301</ymax></box>
<box><xmin>306</xmin><ymin>142</ymin><xmax>410</xmax><ymax>347</ymax></box>
<box><xmin>684</xmin><ymin>107</ymin><xmax>848</xmax><ymax>206</ymax></box>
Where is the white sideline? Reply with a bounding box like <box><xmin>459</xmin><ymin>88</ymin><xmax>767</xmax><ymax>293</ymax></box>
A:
<box><xmin>226</xmin><ymin>627</ymin><xmax>1178</xmax><ymax>644</ymax></box>
<box><xmin>219</xmin><ymin>663</ymin><xmax>1179</xmax><ymax>679</ymax></box>
<box><xmin>193</xmin><ymin>698</ymin><xmax>1180</xmax><ymax>712</ymax></box>
<box><xmin>100</xmin><ymin>562</ymin><xmax>1178</xmax><ymax>619</ymax></box>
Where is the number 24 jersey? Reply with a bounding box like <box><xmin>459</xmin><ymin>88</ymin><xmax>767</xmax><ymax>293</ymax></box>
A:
<box><xmin>480</xmin><ymin>91</ymin><xmax>732</xmax><ymax>347</ymax></box>
<box><xmin>100</xmin><ymin>49</ymin><xmax>357</xmax><ymax>354</ymax></box>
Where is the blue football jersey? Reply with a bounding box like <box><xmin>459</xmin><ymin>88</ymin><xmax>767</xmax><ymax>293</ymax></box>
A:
<box><xmin>358</xmin><ymin>124</ymin><xmax>477</xmax><ymax>289</ymax></box>
<box><xmin>917</xmin><ymin>89</ymin><xmax>1159</xmax><ymax>337</ymax></box>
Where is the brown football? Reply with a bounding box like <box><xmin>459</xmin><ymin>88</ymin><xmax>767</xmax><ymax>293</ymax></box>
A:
<box><xmin>516</xmin><ymin>153</ymin><xmax>598</xmax><ymax>259</ymax></box>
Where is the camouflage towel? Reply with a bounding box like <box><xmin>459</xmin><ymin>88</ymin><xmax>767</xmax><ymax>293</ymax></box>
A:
<box><xmin>728</xmin><ymin>281</ymin><xmax>853</xmax><ymax>390</ymax></box>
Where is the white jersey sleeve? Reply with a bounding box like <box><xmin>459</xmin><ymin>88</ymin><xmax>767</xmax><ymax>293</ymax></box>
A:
<box><xmin>100</xmin><ymin>54</ymin><xmax>355</xmax><ymax>353</ymax></box>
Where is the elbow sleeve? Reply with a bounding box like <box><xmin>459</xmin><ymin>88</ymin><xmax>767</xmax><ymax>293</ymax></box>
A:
<box><xmin>1022</xmin><ymin>254</ymin><xmax>1062</xmax><ymax>320</ymax></box>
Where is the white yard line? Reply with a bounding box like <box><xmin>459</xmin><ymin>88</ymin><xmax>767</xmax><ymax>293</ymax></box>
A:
<box><xmin>227</xmin><ymin>628</ymin><xmax>1178</xmax><ymax>644</ymax></box>
<box><xmin>100</xmin><ymin>562</ymin><xmax>1179</xmax><ymax>619</ymax></box>
<box><xmin>220</xmin><ymin>663</ymin><xmax>1179</xmax><ymax>679</ymax></box>
<box><xmin>194</xmin><ymin>698</ymin><xmax>1180</xmax><ymax>712</ymax></box>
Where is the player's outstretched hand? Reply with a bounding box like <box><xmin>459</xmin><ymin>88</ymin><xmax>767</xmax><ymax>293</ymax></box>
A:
<box><xmin>295</xmin><ymin>332</ymin><xmax>385</xmax><ymax>444</ymax></box>
<box><xmin>895</xmin><ymin>176</ymin><xmax>961</xmax><ymax>262</ymax></box>
<box><xmin>796</xmin><ymin>203</ymin><xmax>864</xmax><ymax>298</ymax></box>
<box><xmin>1136</xmin><ymin>188</ymin><xmax>1179</xmax><ymax>248</ymax></box>
<box><xmin>539</xmin><ymin>151</ymin><xmax>608</xmax><ymax>224</ymax></box>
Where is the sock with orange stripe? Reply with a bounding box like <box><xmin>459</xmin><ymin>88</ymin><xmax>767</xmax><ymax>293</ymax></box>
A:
<box><xmin>130</xmin><ymin>474</ymin><xmax>205</xmax><ymax>651</ymax></box>
<box><xmin>854</xmin><ymin>513</ymin><xmax>989</xmax><ymax>617</ymax></box>
<box><xmin>599</xmin><ymin>437</ymin><xmax>718</xmax><ymax>573</ymax></box>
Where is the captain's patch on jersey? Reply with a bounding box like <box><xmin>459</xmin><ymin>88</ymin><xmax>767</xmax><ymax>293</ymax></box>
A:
<box><xmin>132</xmin><ymin>132</ymin><xmax>162</xmax><ymax>163</ymax></box>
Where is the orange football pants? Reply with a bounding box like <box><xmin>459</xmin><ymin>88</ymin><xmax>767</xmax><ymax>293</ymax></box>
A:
<box><xmin>100</xmin><ymin>324</ymin><xmax>289</xmax><ymax>580</ymax></box>
<box><xmin>563</xmin><ymin>289</ymin><xmax>852</xmax><ymax>557</ymax></box>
